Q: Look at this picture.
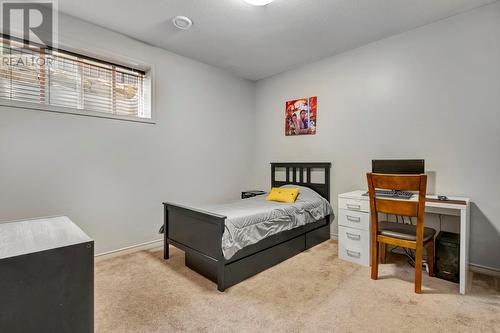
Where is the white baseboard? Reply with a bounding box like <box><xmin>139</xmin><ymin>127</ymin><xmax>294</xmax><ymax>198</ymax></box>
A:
<box><xmin>330</xmin><ymin>233</ymin><xmax>338</xmax><ymax>241</ymax></box>
<box><xmin>469</xmin><ymin>263</ymin><xmax>500</xmax><ymax>278</ymax></box>
<box><xmin>95</xmin><ymin>239</ymin><xmax>163</xmax><ymax>262</ymax></box>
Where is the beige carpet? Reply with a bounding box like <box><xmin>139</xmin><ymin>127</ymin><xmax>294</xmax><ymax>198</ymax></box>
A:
<box><xmin>95</xmin><ymin>241</ymin><xmax>500</xmax><ymax>333</ymax></box>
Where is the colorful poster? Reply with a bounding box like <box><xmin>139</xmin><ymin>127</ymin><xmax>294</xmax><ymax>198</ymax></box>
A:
<box><xmin>285</xmin><ymin>96</ymin><xmax>317</xmax><ymax>136</ymax></box>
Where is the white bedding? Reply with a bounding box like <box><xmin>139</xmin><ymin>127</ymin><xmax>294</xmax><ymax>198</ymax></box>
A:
<box><xmin>198</xmin><ymin>185</ymin><xmax>333</xmax><ymax>260</ymax></box>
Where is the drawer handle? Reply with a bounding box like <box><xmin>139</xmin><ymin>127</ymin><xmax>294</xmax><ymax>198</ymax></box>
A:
<box><xmin>346</xmin><ymin>204</ymin><xmax>361</xmax><ymax>210</ymax></box>
<box><xmin>346</xmin><ymin>232</ymin><xmax>361</xmax><ymax>241</ymax></box>
<box><xmin>346</xmin><ymin>249</ymin><xmax>361</xmax><ymax>258</ymax></box>
<box><xmin>346</xmin><ymin>215</ymin><xmax>361</xmax><ymax>223</ymax></box>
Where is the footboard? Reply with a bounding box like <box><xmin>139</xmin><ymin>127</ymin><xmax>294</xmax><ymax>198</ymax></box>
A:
<box><xmin>163</xmin><ymin>202</ymin><xmax>229</xmax><ymax>291</ymax></box>
<box><xmin>163</xmin><ymin>202</ymin><xmax>226</xmax><ymax>261</ymax></box>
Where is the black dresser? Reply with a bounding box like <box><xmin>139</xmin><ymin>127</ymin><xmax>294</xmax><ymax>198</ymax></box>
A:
<box><xmin>0</xmin><ymin>216</ymin><xmax>94</xmax><ymax>333</ymax></box>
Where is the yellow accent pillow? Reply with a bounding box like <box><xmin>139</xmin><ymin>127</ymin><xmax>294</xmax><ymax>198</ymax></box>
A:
<box><xmin>267</xmin><ymin>187</ymin><xmax>300</xmax><ymax>203</ymax></box>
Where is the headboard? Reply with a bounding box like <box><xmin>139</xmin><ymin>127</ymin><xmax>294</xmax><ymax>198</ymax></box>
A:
<box><xmin>270</xmin><ymin>162</ymin><xmax>331</xmax><ymax>202</ymax></box>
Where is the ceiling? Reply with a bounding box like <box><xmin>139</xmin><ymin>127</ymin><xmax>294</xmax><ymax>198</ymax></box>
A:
<box><xmin>58</xmin><ymin>0</ymin><xmax>496</xmax><ymax>81</ymax></box>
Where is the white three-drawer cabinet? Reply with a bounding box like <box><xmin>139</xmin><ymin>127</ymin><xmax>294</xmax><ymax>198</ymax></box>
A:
<box><xmin>338</xmin><ymin>190</ymin><xmax>371</xmax><ymax>266</ymax></box>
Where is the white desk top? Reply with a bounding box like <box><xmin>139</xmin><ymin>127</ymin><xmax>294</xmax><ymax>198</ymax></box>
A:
<box><xmin>0</xmin><ymin>216</ymin><xmax>92</xmax><ymax>259</ymax></box>
<box><xmin>339</xmin><ymin>190</ymin><xmax>469</xmax><ymax>210</ymax></box>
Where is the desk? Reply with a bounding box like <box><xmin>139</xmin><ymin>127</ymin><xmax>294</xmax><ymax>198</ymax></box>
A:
<box><xmin>338</xmin><ymin>190</ymin><xmax>470</xmax><ymax>294</ymax></box>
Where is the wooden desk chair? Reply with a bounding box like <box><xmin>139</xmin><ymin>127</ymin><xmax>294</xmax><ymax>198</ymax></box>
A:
<box><xmin>367</xmin><ymin>173</ymin><xmax>436</xmax><ymax>294</ymax></box>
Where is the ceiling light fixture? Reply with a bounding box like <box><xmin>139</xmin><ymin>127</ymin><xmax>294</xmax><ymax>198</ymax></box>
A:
<box><xmin>173</xmin><ymin>16</ymin><xmax>193</xmax><ymax>30</ymax></box>
<box><xmin>243</xmin><ymin>0</ymin><xmax>275</xmax><ymax>6</ymax></box>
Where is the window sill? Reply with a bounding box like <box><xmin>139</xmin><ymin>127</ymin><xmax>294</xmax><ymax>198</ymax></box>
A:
<box><xmin>0</xmin><ymin>99</ymin><xmax>156</xmax><ymax>124</ymax></box>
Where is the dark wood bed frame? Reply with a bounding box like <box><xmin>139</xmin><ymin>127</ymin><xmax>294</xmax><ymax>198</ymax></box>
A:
<box><xmin>163</xmin><ymin>162</ymin><xmax>332</xmax><ymax>291</ymax></box>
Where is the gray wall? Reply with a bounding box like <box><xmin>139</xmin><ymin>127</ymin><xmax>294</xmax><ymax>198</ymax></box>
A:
<box><xmin>1</xmin><ymin>4</ymin><xmax>499</xmax><ymax>270</ymax></box>
<box><xmin>0</xmin><ymin>14</ymin><xmax>256</xmax><ymax>254</ymax></box>
<box><xmin>253</xmin><ymin>2</ymin><xmax>500</xmax><ymax>269</ymax></box>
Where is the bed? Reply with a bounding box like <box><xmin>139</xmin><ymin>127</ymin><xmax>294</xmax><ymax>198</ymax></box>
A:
<box><xmin>162</xmin><ymin>162</ymin><xmax>332</xmax><ymax>291</ymax></box>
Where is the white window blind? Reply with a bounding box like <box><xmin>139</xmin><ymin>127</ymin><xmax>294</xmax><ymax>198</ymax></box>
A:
<box><xmin>0</xmin><ymin>35</ymin><xmax>150</xmax><ymax>120</ymax></box>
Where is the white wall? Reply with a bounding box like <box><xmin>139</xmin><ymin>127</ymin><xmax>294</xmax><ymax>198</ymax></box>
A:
<box><xmin>253</xmin><ymin>2</ymin><xmax>500</xmax><ymax>269</ymax></box>
<box><xmin>0</xmin><ymin>14</ymin><xmax>256</xmax><ymax>254</ymax></box>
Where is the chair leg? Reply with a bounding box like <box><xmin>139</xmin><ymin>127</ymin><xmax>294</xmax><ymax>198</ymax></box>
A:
<box><xmin>371</xmin><ymin>240</ymin><xmax>379</xmax><ymax>280</ymax></box>
<box><xmin>380</xmin><ymin>243</ymin><xmax>387</xmax><ymax>264</ymax></box>
<box><xmin>415</xmin><ymin>243</ymin><xmax>423</xmax><ymax>294</ymax></box>
<box><xmin>427</xmin><ymin>239</ymin><xmax>435</xmax><ymax>277</ymax></box>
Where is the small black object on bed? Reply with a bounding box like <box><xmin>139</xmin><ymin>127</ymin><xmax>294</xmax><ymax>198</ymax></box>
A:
<box><xmin>162</xmin><ymin>162</ymin><xmax>332</xmax><ymax>291</ymax></box>
<box><xmin>241</xmin><ymin>190</ymin><xmax>267</xmax><ymax>199</ymax></box>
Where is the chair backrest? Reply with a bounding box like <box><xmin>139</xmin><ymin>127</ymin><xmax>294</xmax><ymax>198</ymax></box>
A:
<box><xmin>366</xmin><ymin>173</ymin><xmax>427</xmax><ymax>238</ymax></box>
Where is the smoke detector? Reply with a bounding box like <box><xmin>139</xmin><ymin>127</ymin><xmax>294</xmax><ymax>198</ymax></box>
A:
<box><xmin>173</xmin><ymin>16</ymin><xmax>193</xmax><ymax>30</ymax></box>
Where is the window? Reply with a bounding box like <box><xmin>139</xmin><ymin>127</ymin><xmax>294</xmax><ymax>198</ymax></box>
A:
<box><xmin>0</xmin><ymin>35</ymin><xmax>151</xmax><ymax>121</ymax></box>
